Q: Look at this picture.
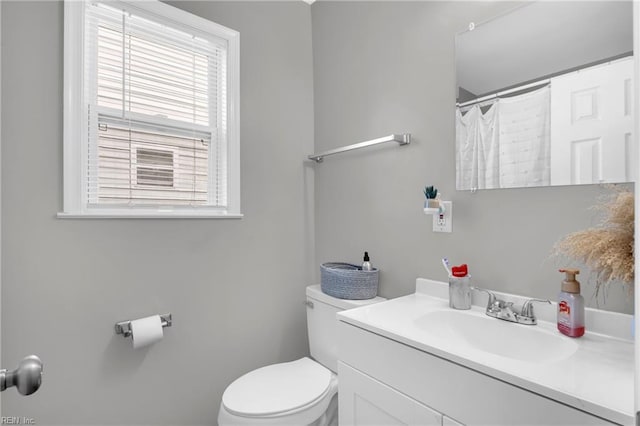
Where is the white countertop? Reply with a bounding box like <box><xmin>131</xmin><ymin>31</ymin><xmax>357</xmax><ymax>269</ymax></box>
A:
<box><xmin>337</xmin><ymin>278</ymin><xmax>634</xmax><ymax>425</ymax></box>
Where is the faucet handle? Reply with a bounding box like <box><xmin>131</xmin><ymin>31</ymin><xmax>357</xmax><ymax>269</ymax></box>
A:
<box><xmin>472</xmin><ymin>287</ymin><xmax>497</xmax><ymax>309</ymax></box>
<box><xmin>521</xmin><ymin>298</ymin><xmax>551</xmax><ymax>318</ymax></box>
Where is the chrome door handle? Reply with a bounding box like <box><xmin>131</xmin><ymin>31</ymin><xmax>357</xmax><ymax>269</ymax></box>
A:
<box><xmin>0</xmin><ymin>355</ymin><xmax>43</xmax><ymax>395</ymax></box>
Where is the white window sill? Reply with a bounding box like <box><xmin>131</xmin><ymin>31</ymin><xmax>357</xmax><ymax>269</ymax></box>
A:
<box><xmin>57</xmin><ymin>211</ymin><xmax>244</xmax><ymax>219</ymax></box>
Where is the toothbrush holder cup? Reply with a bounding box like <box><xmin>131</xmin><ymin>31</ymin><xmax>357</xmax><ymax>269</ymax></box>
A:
<box><xmin>449</xmin><ymin>275</ymin><xmax>472</xmax><ymax>310</ymax></box>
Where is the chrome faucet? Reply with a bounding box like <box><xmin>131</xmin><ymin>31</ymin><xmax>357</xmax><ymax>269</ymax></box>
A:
<box><xmin>473</xmin><ymin>287</ymin><xmax>550</xmax><ymax>325</ymax></box>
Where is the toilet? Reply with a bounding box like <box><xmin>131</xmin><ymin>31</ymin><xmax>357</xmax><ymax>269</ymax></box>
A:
<box><xmin>218</xmin><ymin>284</ymin><xmax>385</xmax><ymax>425</ymax></box>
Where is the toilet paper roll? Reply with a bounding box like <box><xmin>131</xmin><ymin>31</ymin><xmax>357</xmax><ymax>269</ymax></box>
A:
<box><xmin>130</xmin><ymin>315</ymin><xmax>164</xmax><ymax>349</ymax></box>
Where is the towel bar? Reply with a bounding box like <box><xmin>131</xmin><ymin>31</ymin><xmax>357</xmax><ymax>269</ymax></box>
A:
<box><xmin>308</xmin><ymin>133</ymin><xmax>411</xmax><ymax>163</ymax></box>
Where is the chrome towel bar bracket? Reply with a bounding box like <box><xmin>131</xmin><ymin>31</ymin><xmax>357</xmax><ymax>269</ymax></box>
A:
<box><xmin>115</xmin><ymin>313</ymin><xmax>172</xmax><ymax>338</ymax></box>
<box><xmin>308</xmin><ymin>133</ymin><xmax>411</xmax><ymax>163</ymax></box>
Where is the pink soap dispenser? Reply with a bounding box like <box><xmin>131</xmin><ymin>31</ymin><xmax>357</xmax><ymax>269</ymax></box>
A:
<box><xmin>557</xmin><ymin>269</ymin><xmax>585</xmax><ymax>338</ymax></box>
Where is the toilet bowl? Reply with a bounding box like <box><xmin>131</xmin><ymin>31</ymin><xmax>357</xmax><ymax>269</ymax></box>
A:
<box><xmin>218</xmin><ymin>358</ymin><xmax>338</xmax><ymax>425</ymax></box>
<box><xmin>218</xmin><ymin>285</ymin><xmax>385</xmax><ymax>425</ymax></box>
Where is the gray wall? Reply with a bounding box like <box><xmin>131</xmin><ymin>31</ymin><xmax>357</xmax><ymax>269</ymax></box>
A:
<box><xmin>311</xmin><ymin>1</ymin><xmax>634</xmax><ymax>315</ymax></box>
<box><xmin>1</xmin><ymin>1</ymin><xmax>634</xmax><ymax>425</ymax></box>
<box><xmin>1</xmin><ymin>1</ymin><xmax>314</xmax><ymax>424</ymax></box>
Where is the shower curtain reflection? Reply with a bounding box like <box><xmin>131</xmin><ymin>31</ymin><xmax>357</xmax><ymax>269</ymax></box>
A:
<box><xmin>455</xmin><ymin>104</ymin><xmax>499</xmax><ymax>190</ymax></box>
<box><xmin>456</xmin><ymin>86</ymin><xmax>551</xmax><ymax>190</ymax></box>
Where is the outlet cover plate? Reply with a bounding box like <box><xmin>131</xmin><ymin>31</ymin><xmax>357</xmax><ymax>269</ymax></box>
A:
<box><xmin>433</xmin><ymin>201</ymin><xmax>452</xmax><ymax>233</ymax></box>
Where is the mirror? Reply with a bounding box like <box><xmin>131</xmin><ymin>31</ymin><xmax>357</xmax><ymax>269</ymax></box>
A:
<box><xmin>455</xmin><ymin>2</ymin><xmax>634</xmax><ymax>190</ymax></box>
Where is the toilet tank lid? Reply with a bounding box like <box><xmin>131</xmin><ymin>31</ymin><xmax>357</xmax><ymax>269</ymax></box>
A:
<box><xmin>306</xmin><ymin>285</ymin><xmax>386</xmax><ymax>309</ymax></box>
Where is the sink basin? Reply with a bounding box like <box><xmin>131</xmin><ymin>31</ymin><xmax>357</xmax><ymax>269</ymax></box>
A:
<box><xmin>415</xmin><ymin>310</ymin><xmax>578</xmax><ymax>363</ymax></box>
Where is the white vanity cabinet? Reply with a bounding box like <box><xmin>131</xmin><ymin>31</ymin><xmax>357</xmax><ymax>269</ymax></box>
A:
<box><xmin>338</xmin><ymin>361</ymin><xmax>443</xmax><ymax>425</ymax></box>
<box><xmin>337</xmin><ymin>320</ymin><xmax>618</xmax><ymax>426</ymax></box>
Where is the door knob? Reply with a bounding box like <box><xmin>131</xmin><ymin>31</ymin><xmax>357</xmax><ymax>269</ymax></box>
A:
<box><xmin>0</xmin><ymin>355</ymin><xmax>43</xmax><ymax>395</ymax></box>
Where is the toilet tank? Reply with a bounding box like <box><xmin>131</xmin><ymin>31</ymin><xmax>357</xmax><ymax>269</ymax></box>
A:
<box><xmin>305</xmin><ymin>285</ymin><xmax>386</xmax><ymax>373</ymax></box>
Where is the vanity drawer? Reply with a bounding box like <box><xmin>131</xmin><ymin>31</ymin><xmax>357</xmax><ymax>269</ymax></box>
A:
<box><xmin>338</xmin><ymin>321</ymin><xmax>619</xmax><ymax>426</ymax></box>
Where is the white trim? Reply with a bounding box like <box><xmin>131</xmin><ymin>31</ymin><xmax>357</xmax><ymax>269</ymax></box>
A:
<box><xmin>57</xmin><ymin>212</ymin><xmax>243</xmax><ymax>219</ymax></box>
<box><xmin>63</xmin><ymin>0</ymin><xmax>86</xmax><ymax>215</ymax></box>
<box><xmin>634</xmin><ymin>0</ymin><xmax>640</xmax><ymax>419</ymax></box>
<box><xmin>97</xmin><ymin>107</ymin><xmax>215</xmax><ymax>136</ymax></box>
<box><xmin>226</xmin><ymin>27</ymin><xmax>241</xmax><ymax>215</ymax></box>
<box><xmin>0</xmin><ymin>0</ymin><xmax>3</xmax><ymax>416</ymax></box>
<box><xmin>110</xmin><ymin>0</ymin><xmax>240</xmax><ymax>41</ymax></box>
<box><xmin>62</xmin><ymin>0</ymin><xmax>241</xmax><ymax>218</ymax></box>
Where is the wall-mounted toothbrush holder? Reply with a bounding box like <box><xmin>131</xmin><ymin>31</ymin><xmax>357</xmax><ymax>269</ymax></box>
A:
<box><xmin>423</xmin><ymin>199</ymin><xmax>446</xmax><ymax>215</ymax></box>
<box><xmin>115</xmin><ymin>313</ymin><xmax>172</xmax><ymax>338</ymax></box>
<box><xmin>423</xmin><ymin>186</ymin><xmax>440</xmax><ymax>214</ymax></box>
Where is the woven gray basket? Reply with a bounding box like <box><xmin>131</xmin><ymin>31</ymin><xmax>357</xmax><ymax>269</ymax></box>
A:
<box><xmin>320</xmin><ymin>262</ymin><xmax>379</xmax><ymax>300</ymax></box>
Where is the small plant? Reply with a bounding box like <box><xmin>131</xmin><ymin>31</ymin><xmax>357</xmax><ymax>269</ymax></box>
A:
<box><xmin>423</xmin><ymin>186</ymin><xmax>438</xmax><ymax>199</ymax></box>
<box><xmin>423</xmin><ymin>186</ymin><xmax>440</xmax><ymax>210</ymax></box>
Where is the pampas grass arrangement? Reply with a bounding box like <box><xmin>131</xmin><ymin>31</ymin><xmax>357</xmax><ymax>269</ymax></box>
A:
<box><xmin>553</xmin><ymin>187</ymin><xmax>634</xmax><ymax>296</ymax></box>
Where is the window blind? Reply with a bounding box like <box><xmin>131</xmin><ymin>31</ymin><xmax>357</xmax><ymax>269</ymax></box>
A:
<box><xmin>84</xmin><ymin>2</ymin><xmax>228</xmax><ymax>208</ymax></box>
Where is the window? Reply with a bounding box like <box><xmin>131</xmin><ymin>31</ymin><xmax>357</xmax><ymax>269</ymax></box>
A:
<box><xmin>62</xmin><ymin>0</ymin><xmax>240</xmax><ymax>217</ymax></box>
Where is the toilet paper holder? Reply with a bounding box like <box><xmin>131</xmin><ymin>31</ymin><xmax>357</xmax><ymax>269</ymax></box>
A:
<box><xmin>115</xmin><ymin>313</ymin><xmax>172</xmax><ymax>338</ymax></box>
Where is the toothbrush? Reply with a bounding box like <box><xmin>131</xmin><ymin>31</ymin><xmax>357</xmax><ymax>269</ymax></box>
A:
<box><xmin>441</xmin><ymin>258</ymin><xmax>451</xmax><ymax>277</ymax></box>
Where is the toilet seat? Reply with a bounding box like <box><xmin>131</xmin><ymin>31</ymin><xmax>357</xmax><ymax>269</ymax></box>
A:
<box><xmin>222</xmin><ymin>357</ymin><xmax>333</xmax><ymax>418</ymax></box>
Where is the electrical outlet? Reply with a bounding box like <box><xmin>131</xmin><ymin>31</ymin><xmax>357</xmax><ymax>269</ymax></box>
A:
<box><xmin>433</xmin><ymin>201</ymin><xmax>452</xmax><ymax>233</ymax></box>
